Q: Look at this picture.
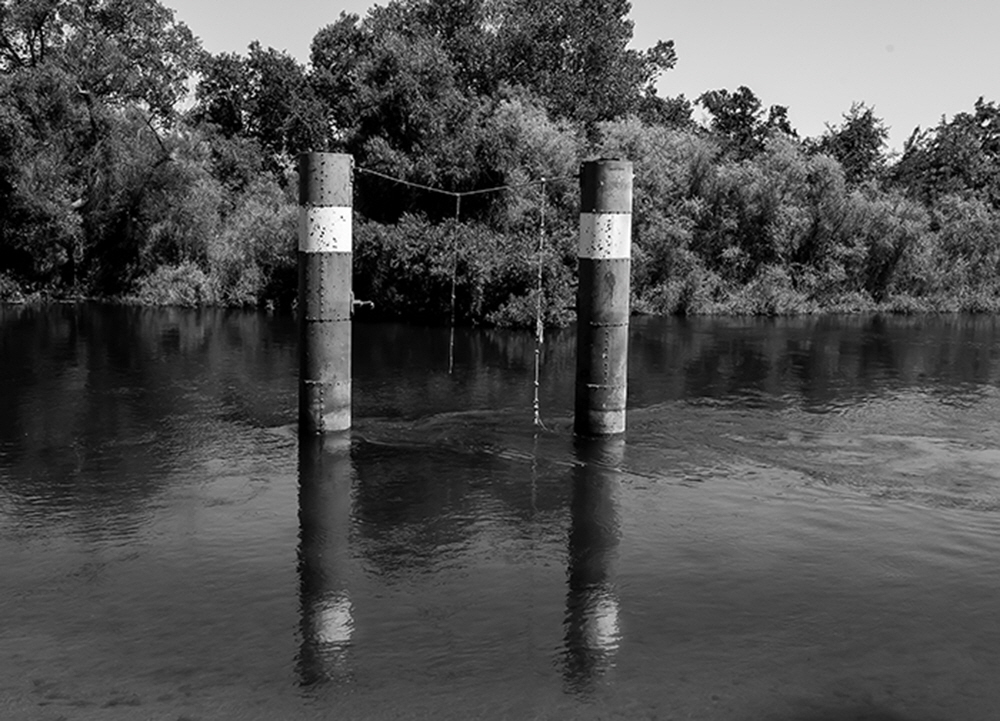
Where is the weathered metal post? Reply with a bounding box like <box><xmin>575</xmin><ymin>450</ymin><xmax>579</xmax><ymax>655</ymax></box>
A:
<box><xmin>574</xmin><ymin>159</ymin><xmax>632</xmax><ymax>436</ymax></box>
<box><xmin>298</xmin><ymin>152</ymin><xmax>353</xmax><ymax>434</ymax></box>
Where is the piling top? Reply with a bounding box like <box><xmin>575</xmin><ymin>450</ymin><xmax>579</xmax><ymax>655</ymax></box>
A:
<box><xmin>580</xmin><ymin>159</ymin><xmax>633</xmax><ymax>214</ymax></box>
<box><xmin>299</xmin><ymin>152</ymin><xmax>353</xmax><ymax>207</ymax></box>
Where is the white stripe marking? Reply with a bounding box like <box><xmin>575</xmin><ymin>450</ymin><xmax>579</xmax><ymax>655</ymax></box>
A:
<box><xmin>299</xmin><ymin>206</ymin><xmax>352</xmax><ymax>253</ymax></box>
<box><xmin>579</xmin><ymin>213</ymin><xmax>631</xmax><ymax>259</ymax></box>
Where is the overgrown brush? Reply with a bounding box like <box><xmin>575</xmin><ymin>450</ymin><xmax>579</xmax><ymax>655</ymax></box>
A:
<box><xmin>354</xmin><ymin>214</ymin><xmax>576</xmax><ymax>327</ymax></box>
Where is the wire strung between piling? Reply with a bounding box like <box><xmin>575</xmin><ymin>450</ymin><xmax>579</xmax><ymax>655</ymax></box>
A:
<box><xmin>355</xmin><ymin>166</ymin><xmax>575</xmax><ymax>198</ymax></box>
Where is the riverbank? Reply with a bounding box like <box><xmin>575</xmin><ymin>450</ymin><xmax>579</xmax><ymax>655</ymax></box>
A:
<box><xmin>6</xmin><ymin>282</ymin><xmax>1000</xmax><ymax>324</ymax></box>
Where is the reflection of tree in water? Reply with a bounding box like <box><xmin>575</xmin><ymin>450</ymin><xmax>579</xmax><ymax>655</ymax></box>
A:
<box><xmin>628</xmin><ymin>314</ymin><xmax>1000</xmax><ymax>411</ymax></box>
<box><xmin>562</xmin><ymin>437</ymin><xmax>623</xmax><ymax>696</ymax></box>
<box><xmin>297</xmin><ymin>435</ymin><xmax>356</xmax><ymax>686</ymax></box>
<box><xmin>0</xmin><ymin>303</ymin><xmax>297</xmax><ymax>536</ymax></box>
<box><xmin>479</xmin><ymin>327</ymin><xmax>576</xmax><ymax>374</ymax></box>
<box><xmin>349</xmin><ymin>435</ymin><xmax>571</xmax><ymax>579</ymax></box>
<box><xmin>351</xmin><ymin>322</ymin><xmax>577</xmax><ymax>420</ymax></box>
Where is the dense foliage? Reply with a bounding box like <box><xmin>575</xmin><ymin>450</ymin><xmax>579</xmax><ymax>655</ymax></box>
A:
<box><xmin>2</xmin><ymin>0</ymin><xmax>999</xmax><ymax>324</ymax></box>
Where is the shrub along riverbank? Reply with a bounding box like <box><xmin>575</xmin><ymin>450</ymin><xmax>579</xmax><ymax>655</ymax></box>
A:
<box><xmin>2</xmin><ymin>0</ymin><xmax>999</xmax><ymax>324</ymax></box>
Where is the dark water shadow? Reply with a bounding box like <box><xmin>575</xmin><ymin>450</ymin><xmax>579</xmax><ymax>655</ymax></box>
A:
<box><xmin>0</xmin><ymin>304</ymin><xmax>298</xmax><ymax>533</ymax></box>
<box><xmin>628</xmin><ymin>314</ymin><xmax>1000</xmax><ymax>413</ymax></box>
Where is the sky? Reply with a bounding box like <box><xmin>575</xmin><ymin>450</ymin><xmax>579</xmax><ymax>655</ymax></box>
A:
<box><xmin>165</xmin><ymin>0</ymin><xmax>1000</xmax><ymax>152</ymax></box>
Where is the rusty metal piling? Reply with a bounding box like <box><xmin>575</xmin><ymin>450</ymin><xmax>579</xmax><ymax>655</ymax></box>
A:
<box><xmin>298</xmin><ymin>152</ymin><xmax>353</xmax><ymax>434</ymax></box>
<box><xmin>574</xmin><ymin>159</ymin><xmax>633</xmax><ymax>437</ymax></box>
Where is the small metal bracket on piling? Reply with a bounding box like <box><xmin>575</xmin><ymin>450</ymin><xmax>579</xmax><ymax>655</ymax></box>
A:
<box><xmin>574</xmin><ymin>158</ymin><xmax>633</xmax><ymax>437</ymax></box>
<box><xmin>298</xmin><ymin>152</ymin><xmax>353</xmax><ymax>434</ymax></box>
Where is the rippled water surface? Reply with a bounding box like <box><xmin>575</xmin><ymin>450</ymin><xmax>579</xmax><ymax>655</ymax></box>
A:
<box><xmin>3</xmin><ymin>305</ymin><xmax>1000</xmax><ymax>720</ymax></box>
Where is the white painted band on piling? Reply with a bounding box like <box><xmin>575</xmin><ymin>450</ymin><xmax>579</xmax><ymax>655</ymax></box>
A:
<box><xmin>298</xmin><ymin>206</ymin><xmax>352</xmax><ymax>253</ymax></box>
<box><xmin>578</xmin><ymin>213</ymin><xmax>632</xmax><ymax>259</ymax></box>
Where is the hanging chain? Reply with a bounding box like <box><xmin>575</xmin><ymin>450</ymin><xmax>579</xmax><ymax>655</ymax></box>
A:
<box><xmin>448</xmin><ymin>195</ymin><xmax>460</xmax><ymax>375</ymax></box>
<box><xmin>532</xmin><ymin>179</ymin><xmax>547</xmax><ymax>429</ymax></box>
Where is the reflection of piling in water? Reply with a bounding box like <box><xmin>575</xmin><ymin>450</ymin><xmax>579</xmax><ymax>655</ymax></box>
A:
<box><xmin>574</xmin><ymin>159</ymin><xmax>632</xmax><ymax>437</ymax></box>
<box><xmin>297</xmin><ymin>434</ymin><xmax>355</xmax><ymax>686</ymax></box>
<box><xmin>298</xmin><ymin>152</ymin><xmax>353</xmax><ymax>433</ymax></box>
<box><xmin>563</xmin><ymin>437</ymin><xmax>624</xmax><ymax>695</ymax></box>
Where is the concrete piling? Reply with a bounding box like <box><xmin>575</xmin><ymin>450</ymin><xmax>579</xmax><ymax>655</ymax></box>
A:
<box><xmin>574</xmin><ymin>159</ymin><xmax>633</xmax><ymax>437</ymax></box>
<box><xmin>298</xmin><ymin>152</ymin><xmax>353</xmax><ymax>434</ymax></box>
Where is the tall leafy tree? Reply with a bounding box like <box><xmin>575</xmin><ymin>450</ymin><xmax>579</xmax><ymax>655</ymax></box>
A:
<box><xmin>637</xmin><ymin>90</ymin><xmax>693</xmax><ymax>128</ymax></box>
<box><xmin>192</xmin><ymin>51</ymin><xmax>249</xmax><ymax>137</ymax></box>
<box><xmin>1</xmin><ymin>0</ymin><xmax>201</xmax><ymax>120</ymax></box>
<box><xmin>813</xmin><ymin>102</ymin><xmax>888</xmax><ymax>186</ymax></box>
<box><xmin>244</xmin><ymin>42</ymin><xmax>327</xmax><ymax>169</ymax></box>
<box><xmin>495</xmin><ymin>0</ymin><xmax>675</xmax><ymax>127</ymax></box>
<box><xmin>0</xmin><ymin>0</ymin><xmax>202</xmax><ymax>292</ymax></box>
<box><xmin>698</xmin><ymin>86</ymin><xmax>796</xmax><ymax>159</ymax></box>
<box><xmin>893</xmin><ymin>98</ymin><xmax>1000</xmax><ymax>209</ymax></box>
<box><xmin>193</xmin><ymin>42</ymin><xmax>328</xmax><ymax>177</ymax></box>
<box><xmin>309</xmin><ymin>12</ymin><xmax>368</xmax><ymax>140</ymax></box>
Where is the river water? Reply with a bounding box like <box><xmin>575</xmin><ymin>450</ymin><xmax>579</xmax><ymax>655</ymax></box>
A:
<box><xmin>2</xmin><ymin>304</ymin><xmax>1000</xmax><ymax>720</ymax></box>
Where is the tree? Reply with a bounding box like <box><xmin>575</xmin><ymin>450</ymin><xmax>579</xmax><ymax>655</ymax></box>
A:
<box><xmin>893</xmin><ymin>97</ymin><xmax>1000</xmax><ymax>209</ymax></box>
<box><xmin>244</xmin><ymin>42</ymin><xmax>327</xmax><ymax>169</ymax></box>
<box><xmin>0</xmin><ymin>0</ymin><xmax>203</xmax><ymax>294</ymax></box>
<box><xmin>312</xmin><ymin>0</ymin><xmax>677</xmax><ymax>135</ymax></box>
<box><xmin>813</xmin><ymin>102</ymin><xmax>888</xmax><ymax>186</ymax></box>
<box><xmin>408</xmin><ymin>0</ymin><xmax>498</xmax><ymax>96</ymax></box>
<box><xmin>495</xmin><ymin>0</ymin><xmax>675</xmax><ymax>127</ymax></box>
<box><xmin>192</xmin><ymin>51</ymin><xmax>249</xmax><ymax>137</ymax></box>
<box><xmin>1</xmin><ymin>0</ymin><xmax>201</xmax><ymax>121</ymax></box>
<box><xmin>636</xmin><ymin>90</ymin><xmax>693</xmax><ymax>128</ymax></box>
<box><xmin>698</xmin><ymin>85</ymin><xmax>796</xmax><ymax>159</ymax></box>
<box><xmin>192</xmin><ymin>42</ymin><xmax>329</xmax><ymax>177</ymax></box>
<box><xmin>309</xmin><ymin>12</ymin><xmax>368</xmax><ymax>140</ymax></box>
<box><xmin>0</xmin><ymin>0</ymin><xmax>60</xmax><ymax>71</ymax></box>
